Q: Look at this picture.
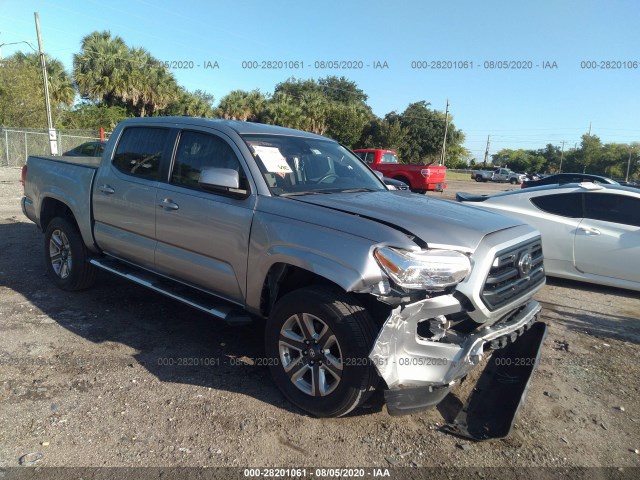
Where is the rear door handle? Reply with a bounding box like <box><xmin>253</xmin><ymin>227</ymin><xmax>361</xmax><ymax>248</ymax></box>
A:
<box><xmin>158</xmin><ymin>198</ymin><xmax>179</xmax><ymax>210</ymax></box>
<box><xmin>578</xmin><ymin>227</ymin><xmax>600</xmax><ymax>236</ymax></box>
<box><xmin>98</xmin><ymin>184</ymin><xmax>115</xmax><ymax>194</ymax></box>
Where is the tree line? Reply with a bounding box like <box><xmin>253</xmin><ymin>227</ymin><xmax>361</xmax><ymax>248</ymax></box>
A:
<box><xmin>488</xmin><ymin>135</ymin><xmax>639</xmax><ymax>179</ymax></box>
<box><xmin>0</xmin><ymin>30</ymin><xmax>636</xmax><ymax>176</ymax></box>
<box><xmin>0</xmin><ymin>30</ymin><xmax>469</xmax><ymax>166</ymax></box>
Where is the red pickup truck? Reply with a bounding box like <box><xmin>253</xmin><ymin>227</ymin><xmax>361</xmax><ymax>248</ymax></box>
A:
<box><xmin>353</xmin><ymin>149</ymin><xmax>446</xmax><ymax>193</ymax></box>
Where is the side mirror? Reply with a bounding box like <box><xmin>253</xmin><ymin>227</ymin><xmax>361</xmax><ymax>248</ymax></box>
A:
<box><xmin>198</xmin><ymin>168</ymin><xmax>247</xmax><ymax>197</ymax></box>
<box><xmin>374</xmin><ymin>171</ymin><xmax>384</xmax><ymax>180</ymax></box>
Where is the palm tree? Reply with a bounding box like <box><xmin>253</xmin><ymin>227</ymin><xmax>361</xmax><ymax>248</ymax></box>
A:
<box><xmin>138</xmin><ymin>61</ymin><xmax>178</xmax><ymax>116</ymax></box>
<box><xmin>73</xmin><ymin>31</ymin><xmax>130</xmax><ymax>106</ymax></box>
<box><xmin>264</xmin><ymin>92</ymin><xmax>304</xmax><ymax>129</ymax></box>
<box><xmin>218</xmin><ymin>90</ymin><xmax>250</xmax><ymax>121</ymax></box>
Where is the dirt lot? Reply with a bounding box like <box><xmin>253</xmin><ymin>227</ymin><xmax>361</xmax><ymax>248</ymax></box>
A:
<box><xmin>1</xmin><ymin>167</ymin><xmax>639</xmax><ymax>470</ymax></box>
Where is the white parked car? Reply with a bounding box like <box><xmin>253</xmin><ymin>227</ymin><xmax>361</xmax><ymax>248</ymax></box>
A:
<box><xmin>457</xmin><ymin>183</ymin><xmax>640</xmax><ymax>291</ymax></box>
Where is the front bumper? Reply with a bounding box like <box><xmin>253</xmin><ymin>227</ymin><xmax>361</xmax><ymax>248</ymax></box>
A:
<box><xmin>369</xmin><ymin>296</ymin><xmax>541</xmax><ymax>411</ymax></box>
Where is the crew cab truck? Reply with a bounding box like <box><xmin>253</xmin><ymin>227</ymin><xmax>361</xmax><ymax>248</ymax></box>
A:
<box><xmin>353</xmin><ymin>148</ymin><xmax>446</xmax><ymax>193</ymax></box>
<box><xmin>22</xmin><ymin>117</ymin><xmax>546</xmax><ymax>428</ymax></box>
<box><xmin>472</xmin><ymin>167</ymin><xmax>525</xmax><ymax>184</ymax></box>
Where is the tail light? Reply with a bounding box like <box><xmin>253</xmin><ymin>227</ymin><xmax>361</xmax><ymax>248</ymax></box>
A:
<box><xmin>521</xmin><ymin>182</ymin><xmax>528</xmax><ymax>189</ymax></box>
<box><xmin>21</xmin><ymin>165</ymin><xmax>27</xmax><ymax>191</ymax></box>
<box><xmin>421</xmin><ymin>168</ymin><xmax>431</xmax><ymax>178</ymax></box>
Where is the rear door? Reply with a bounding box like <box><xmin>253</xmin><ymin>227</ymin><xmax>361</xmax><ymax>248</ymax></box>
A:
<box><xmin>154</xmin><ymin>129</ymin><xmax>256</xmax><ymax>304</ymax></box>
<box><xmin>574</xmin><ymin>192</ymin><xmax>640</xmax><ymax>282</ymax></box>
<box><xmin>92</xmin><ymin>126</ymin><xmax>175</xmax><ymax>269</ymax></box>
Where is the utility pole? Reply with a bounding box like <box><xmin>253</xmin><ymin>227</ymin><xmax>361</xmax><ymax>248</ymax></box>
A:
<box><xmin>439</xmin><ymin>99</ymin><xmax>449</xmax><ymax>166</ymax></box>
<box><xmin>559</xmin><ymin>141</ymin><xmax>565</xmax><ymax>173</ymax></box>
<box><xmin>34</xmin><ymin>12</ymin><xmax>58</xmax><ymax>155</ymax></box>
<box><xmin>626</xmin><ymin>148</ymin><xmax>635</xmax><ymax>183</ymax></box>
<box><xmin>588</xmin><ymin>122</ymin><xmax>592</xmax><ymax>136</ymax></box>
<box><xmin>483</xmin><ymin>135</ymin><xmax>490</xmax><ymax>168</ymax></box>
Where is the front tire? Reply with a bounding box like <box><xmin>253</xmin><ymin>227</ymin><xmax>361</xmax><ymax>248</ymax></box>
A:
<box><xmin>265</xmin><ymin>287</ymin><xmax>379</xmax><ymax>417</ymax></box>
<box><xmin>44</xmin><ymin>217</ymin><xmax>96</xmax><ymax>291</ymax></box>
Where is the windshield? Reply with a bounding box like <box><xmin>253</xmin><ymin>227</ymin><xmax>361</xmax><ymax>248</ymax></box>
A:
<box><xmin>242</xmin><ymin>134</ymin><xmax>387</xmax><ymax>195</ymax></box>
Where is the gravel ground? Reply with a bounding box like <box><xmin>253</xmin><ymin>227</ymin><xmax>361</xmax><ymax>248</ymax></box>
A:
<box><xmin>1</xmin><ymin>167</ymin><xmax>639</xmax><ymax>470</ymax></box>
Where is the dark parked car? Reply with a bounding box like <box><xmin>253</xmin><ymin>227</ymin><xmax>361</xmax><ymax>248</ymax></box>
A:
<box><xmin>383</xmin><ymin>177</ymin><xmax>410</xmax><ymax>190</ymax></box>
<box><xmin>521</xmin><ymin>173</ymin><xmax>618</xmax><ymax>189</ymax></box>
<box><xmin>63</xmin><ymin>141</ymin><xmax>106</xmax><ymax>157</ymax></box>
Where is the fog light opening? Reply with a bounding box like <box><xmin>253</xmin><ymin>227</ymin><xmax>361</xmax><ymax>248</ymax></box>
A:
<box><xmin>417</xmin><ymin>315</ymin><xmax>450</xmax><ymax>341</ymax></box>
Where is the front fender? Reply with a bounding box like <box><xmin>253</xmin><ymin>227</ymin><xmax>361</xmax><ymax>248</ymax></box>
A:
<box><xmin>245</xmin><ymin>212</ymin><xmax>390</xmax><ymax>313</ymax></box>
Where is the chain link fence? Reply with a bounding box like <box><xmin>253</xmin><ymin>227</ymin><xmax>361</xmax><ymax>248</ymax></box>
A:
<box><xmin>0</xmin><ymin>128</ymin><xmax>103</xmax><ymax>167</ymax></box>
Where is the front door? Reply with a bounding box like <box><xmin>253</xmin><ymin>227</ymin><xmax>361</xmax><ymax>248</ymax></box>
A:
<box><xmin>154</xmin><ymin>129</ymin><xmax>256</xmax><ymax>304</ymax></box>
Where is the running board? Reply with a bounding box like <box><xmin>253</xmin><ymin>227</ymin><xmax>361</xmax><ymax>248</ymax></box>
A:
<box><xmin>89</xmin><ymin>258</ymin><xmax>253</xmax><ymax>326</ymax></box>
<box><xmin>441</xmin><ymin>321</ymin><xmax>548</xmax><ymax>440</ymax></box>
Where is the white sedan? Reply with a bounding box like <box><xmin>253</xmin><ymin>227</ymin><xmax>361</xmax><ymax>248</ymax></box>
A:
<box><xmin>457</xmin><ymin>183</ymin><xmax>640</xmax><ymax>292</ymax></box>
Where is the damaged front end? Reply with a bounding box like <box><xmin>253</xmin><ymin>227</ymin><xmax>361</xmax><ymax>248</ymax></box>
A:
<box><xmin>370</xmin><ymin>296</ymin><xmax>541</xmax><ymax>413</ymax></box>
<box><xmin>365</xmin><ymin>232</ymin><xmax>547</xmax><ymax>439</ymax></box>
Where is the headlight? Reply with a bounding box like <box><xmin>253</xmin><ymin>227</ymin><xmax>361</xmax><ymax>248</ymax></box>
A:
<box><xmin>374</xmin><ymin>246</ymin><xmax>471</xmax><ymax>290</ymax></box>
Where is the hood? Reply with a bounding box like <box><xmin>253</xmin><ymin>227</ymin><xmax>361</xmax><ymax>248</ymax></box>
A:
<box><xmin>289</xmin><ymin>191</ymin><xmax>525</xmax><ymax>251</ymax></box>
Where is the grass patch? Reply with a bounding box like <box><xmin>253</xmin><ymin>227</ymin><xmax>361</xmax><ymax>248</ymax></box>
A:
<box><xmin>445</xmin><ymin>171</ymin><xmax>474</xmax><ymax>181</ymax></box>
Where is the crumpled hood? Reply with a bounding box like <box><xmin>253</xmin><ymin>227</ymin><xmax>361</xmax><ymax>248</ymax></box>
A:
<box><xmin>290</xmin><ymin>191</ymin><xmax>525</xmax><ymax>251</ymax></box>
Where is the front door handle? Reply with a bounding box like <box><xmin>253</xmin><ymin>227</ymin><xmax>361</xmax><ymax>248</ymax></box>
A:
<box><xmin>98</xmin><ymin>184</ymin><xmax>115</xmax><ymax>194</ymax></box>
<box><xmin>578</xmin><ymin>227</ymin><xmax>601</xmax><ymax>236</ymax></box>
<box><xmin>158</xmin><ymin>198</ymin><xmax>179</xmax><ymax>210</ymax></box>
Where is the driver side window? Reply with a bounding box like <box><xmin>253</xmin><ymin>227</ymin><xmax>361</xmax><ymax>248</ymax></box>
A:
<box><xmin>171</xmin><ymin>131</ymin><xmax>247</xmax><ymax>191</ymax></box>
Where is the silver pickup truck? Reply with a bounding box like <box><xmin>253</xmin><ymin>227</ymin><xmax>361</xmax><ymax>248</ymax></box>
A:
<box><xmin>22</xmin><ymin>117</ymin><xmax>546</xmax><ymax>428</ymax></box>
<box><xmin>472</xmin><ymin>167</ymin><xmax>525</xmax><ymax>184</ymax></box>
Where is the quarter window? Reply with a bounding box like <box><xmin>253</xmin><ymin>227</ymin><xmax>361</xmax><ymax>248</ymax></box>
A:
<box><xmin>112</xmin><ymin>127</ymin><xmax>169</xmax><ymax>180</ymax></box>
<box><xmin>530</xmin><ymin>192</ymin><xmax>582</xmax><ymax>218</ymax></box>
<box><xmin>584</xmin><ymin>193</ymin><xmax>640</xmax><ymax>227</ymax></box>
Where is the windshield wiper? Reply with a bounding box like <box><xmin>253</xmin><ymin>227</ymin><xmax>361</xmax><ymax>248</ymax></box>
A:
<box><xmin>279</xmin><ymin>191</ymin><xmax>332</xmax><ymax>197</ymax></box>
<box><xmin>338</xmin><ymin>188</ymin><xmax>378</xmax><ymax>193</ymax></box>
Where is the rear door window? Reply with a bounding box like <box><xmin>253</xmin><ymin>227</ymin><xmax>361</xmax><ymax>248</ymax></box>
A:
<box><xmin>530</xmin><ymin>192</ymin><xmax>582</xmax><ymax>218</ymax></box>
<box><xmin>112</xmin><ymin>127</ymin><xmax>170</xmax><ymax>180</ymax></box>
<box><xmin>381</xmin><ymin>153</ymin><xmax>398</xmax><ymax>163</ymax></box>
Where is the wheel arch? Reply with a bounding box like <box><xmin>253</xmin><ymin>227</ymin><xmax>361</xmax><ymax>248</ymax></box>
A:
<box><xmin>40</xmin><ymin>197</ymin><xmax>77</xmax><ymax>232</ymax></box>
<box><xmin>38</xmin><ymin>195</ymin><xmax>98</xmax><ymax>253</ymax></box>
<box><xmin>259</xmin><ymin>263</ymin><xmax>345</xmax><ymax>317</ymax></box>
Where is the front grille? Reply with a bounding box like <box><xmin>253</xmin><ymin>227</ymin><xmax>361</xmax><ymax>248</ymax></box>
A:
<box><xmin>481</xmin><ymin>238</ymin><xmax>544</xmax><ymax>310</ymax></box>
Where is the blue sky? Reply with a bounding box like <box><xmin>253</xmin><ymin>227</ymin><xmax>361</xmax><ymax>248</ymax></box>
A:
<box><xmin>1</xmin><ymin>0</ymin><xmax>639</xmax><ymax>159</ymax></box>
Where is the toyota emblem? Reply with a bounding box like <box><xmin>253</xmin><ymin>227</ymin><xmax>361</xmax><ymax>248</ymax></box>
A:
<box><xmin>518</xmin><ymin>252</ymin><xmax>533</xmax><ymax>276</ymax></box>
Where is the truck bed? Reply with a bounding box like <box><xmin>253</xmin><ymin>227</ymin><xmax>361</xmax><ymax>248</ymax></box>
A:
<box><xmin>22</xmin><ymin>155</ymin><xmax>99</xmax><ymax>250</ymax></box>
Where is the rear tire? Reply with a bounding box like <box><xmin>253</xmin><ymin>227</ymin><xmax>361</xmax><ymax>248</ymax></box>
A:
<box><xmin>44</xmin><ymin>217</ymin><xmax>96</xmax><ymax>291</ymax></box>
<box><xmin>265</xmin><ymin>287</ymin><xmax>379</xmax><ymax>417</ymax></box>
